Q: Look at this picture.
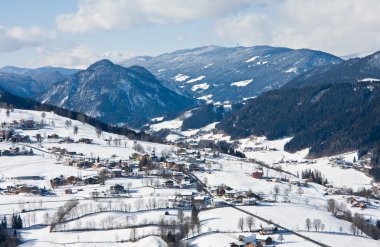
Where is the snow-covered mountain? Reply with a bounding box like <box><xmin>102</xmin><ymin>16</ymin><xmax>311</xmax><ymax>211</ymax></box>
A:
<box><xmin>286</xmin><ymin>50</ymin><xmax>380</xmax><ymax>88</ymax></box>
<box><xmin>0</xmin><ymin>72</ymin><xmax>68</xmax><ymax>98</ymax></box>
<box><xmin>0</xmin><ymin>65</ymin><xmax>79</xmax><ymax>76</ymax></box>
<box><xmin>39</xmin><ymin>59</ymin><xmax>196</xmax><ymax>127</ymax></box>
<box><xmin>0</xmin><ymin>66</ymin><xmax>79</xmax><ymax>98</ymax></box>
<box><xmin>121</xmin><ymin>45</ymin><xmax>342</xmax><ymax>102</ymax></box>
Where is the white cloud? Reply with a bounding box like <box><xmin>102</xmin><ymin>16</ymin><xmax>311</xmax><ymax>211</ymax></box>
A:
<box><xmin>27</xmin><ymin>43</ymin><xmax>134</xmax><ymax>69</ymax></box>
<box><xmin>0</xmin><ymin>25</ymin><xmax>56</xmax><ymax>52</ymax></box>
<box><xmin>101</xmin><ymin>51</ymin><xmax>135</xmax><ymax>62</ymax></box>
<box><xmin>27</xmin><ymin>44</ymin><xmax>96</xmax><ymax>69</ymax></box>
<box><xmin>56</xmin><ymin>0</ymin><xmax>256</xmax><ymax>33</ymax></box>
<box><xmin>215</xmin><ymin>0</ymin><xmax>380</xmax><ymax>56</ymax></box>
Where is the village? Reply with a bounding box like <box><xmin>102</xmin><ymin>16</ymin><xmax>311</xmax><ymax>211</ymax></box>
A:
<box><xmin>0</xmin><ymin>109</ymin><xmax>379</xmax><ymax>247</ymax></box>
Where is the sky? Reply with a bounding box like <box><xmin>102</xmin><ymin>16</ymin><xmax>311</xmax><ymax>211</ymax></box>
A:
<box><xmin>1</xmin><ymin>0</ymin><xmax>380</xmax><ymax>69</ymax></box>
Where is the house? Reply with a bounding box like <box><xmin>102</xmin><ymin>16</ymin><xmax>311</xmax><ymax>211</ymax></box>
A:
<box><xmin>213</xmin><ymin>198</ymin><xmax>225</xmax><ymax>207</ymax></box>
<box><xmin>225</xmin><ymin>190</ymin><xmax>237</xmax><ymax>198</ymax></box>
<box><xmin>110</xmin><ymin>169</ymin><xmax>123</xmax><ymax>178</ymax></box>
<box><xmin>163</xmin><ymin>180</ymin><xmax>174</xmax><ymax>187</ymax></box>
<box><xmin>51</xmin><ymin>177</ymin><xmax>66</xmax><ymax>187</ymax></box>
<box><xmin>64</xmin><ymin>188</ymin><xmax>73</xmax><ymax>194</ymax></box>
<box><xmin>109</xmin><ymin>184</ymin><xmax>126</xmax><ymax>194</ymax></box>
<box><xmin>11</xmin><ymin>185</ymin><xmax>40</xmax><ymax>195</ymax></box>
<box><xmin>78</xmin><ymin>138</ymin><xmax>93</xmax><ymax>144</ymax></box>
<box><xmin>251</xmin><ymin>170</ymin><xmax>263</xmax><ymax>179</ymax></box>
<box><xmin>84</xmin><ymin>176</ymin><xmax>100</xmax><ymax>185</ymax></box>
<box><xmin>229</xmin><ymin>242</ymin><xmax>244</xmax><ymax>247</ymax></box>
<box><xmin>193</xmin><ymin>195</ymin><xmax>210</xmax><ymax>208</ymax></box>
<box><xmin>216</xmin><ymin>186</ymin><xmax>226</xmax><ymax>196</ymax></box>
<box><xmin>176</xmin><ymin>191</ymin><xmax>193</xmax><ymax>201</ymax></box>
<box><xmin>238</xmin><ymin>235</ymin><xmax>262</xmax><ymax>247</ymax></box>
<box><xmin>259</xmin><ymin>225</ymin><xmax>277</xmax><ymax>235</ymax></box>
<box><xmin>177</xmin><ymin>148</ymin><xmax>188</xmax><ymax>156</ymax></box>
<box><xmin>243</xmin><ymin>198</ymin><xmax>257</xmax><ymax>205</ymax></box>
<box><xmin>47</xmin><ymin>134</ymin><xmax>59</xmax><ymax>139</ymax></box>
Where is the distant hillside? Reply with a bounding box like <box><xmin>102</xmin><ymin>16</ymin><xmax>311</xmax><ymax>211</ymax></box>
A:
<box><xmin>0</xmin><ymin>66</ymin><xmax>80</xmax><ymax>98</ymax></box>
<box><xmin>286</xmin><ymin>51</ymin><xmax>380</xmax><ymax>88</ymax></box>
<box><xmin>122</xmin><ymin>45</ymin><xmax>342</xmax><ymax>102</ymax></box>
<box><xmin>0</xmin><ymin>72</ymin><xmax>67</xmax><ymax>98</ymax></box>
<box><xmin>40</xmin><ymin>59</ymin><xmax>196</xmax><ymax>127</ymax></box>
<box><xmin>0</xmin><ymin>65</ymin><xmax>79</xmax><ymax>76</ymax></box>
<box><xmin>218</xmin><ymin>83</ymin><xmax>380</xmax><ymax>157</ymax></box>
<box><xmin>0</xmin><ymin>86</ymin><xmax>160</xmax><ymax>142</ymax></box>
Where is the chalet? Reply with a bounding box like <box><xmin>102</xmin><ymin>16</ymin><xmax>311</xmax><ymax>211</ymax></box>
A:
<box><xmin>225</xmin><ymin>190</ymin><xmax>237</xmax><ymax>198</ymax></box>
<box><xmin>83</xmin><ymin>176</ymin><xmax>100</xmax><ymax>185</ymax></box>
<box><xmin>63</xmin><ymin>158</ymin><xmax>73</xmax><ymax>166</ymax></box>
<box><xmin>177</xmin><ymin>148</ymin><xmax>188</xmax><ymax>156</ymax></box>
<box><xmin>0</xmin><ymin>128</ymin><xmax>13</xmax><ymax>140</ymax></box>
<box><xmin>172</xmin><ymin>171</ymin><xmax>184</xmax><ymax>182</ymax></box>
<box><xmin>163</xmin><ymin>180</ymin><xmax>174</xmax><ymax>187</ymax></box>
<box><xmin>62</xmin><ymin>137</ymin><xmax>74</xmax><ymax>143</ymax></box>
<box><xmin>213</xmin><ymin>198</ymin><xmax>225</xmax><ymax>207</ymax></box>
<box><xmin>47</xmin><ymin>134</ymin><xmax>60</xmax><ymax>139</ymax></box>
<box><xmin>92</xmin><ymin>162</ymin><xmax>105</xmax><ymax>171</ymax></box>
<box><xmin>243</xmin><ymin>198</ymin><xmax>257</xmax><ymax>205</ymax></box>
<box><xmin>78</xmin><ymin>138</ymin><xmax>93</xmax><ymax>144</ymax></box>
<box><xmin>259</xmin><ymin>225</ymin><xmax>277</xmax><ymax>235</ymax></box>
<box><xmin>237</xmin><ymin>235</ymin><xmax>262</xmax><ymax>247</ymax></box>
<box><xmin>229</xmin><ymin>242</ymin><xmax>244</xmax><ymax>247</ymax></box>
<box><xmin>189</xmin><ymin>163</ymin><xmax>199</xmax><ymax>171</ymax></box>
<box><xmin>64</xmin><ymin>188</ymin><xmax>73</xmax><ymax>194</ymax></box>
<box><xmin>14</xmin><ymin>185</ymin><xmax>40</xmax><ymax>195</ymax></box>
<box><xmin>251</xmin><ymin>170</ymin><xmax>263</xmax><ymax>179</ymax></box>
<box><xmin>51</xmin><ymin>177</ymin><xmax>65</xmax><ymax>187</ymax></box>
<box><xmin>176</xmin><ymin>191</ymin><xmax>193</xmax><ymax>201</ymax></box>
<box><xmin>10</xmin><ymin>134</ymin><xmax>30</xmax><ymax>143</ymax></box>
<box><xmin>193</xmin><ymin>195</ymin><xmax>210</xmax><ymax>208</ymax></box>
<box><xmin>110</xmin><ymin>169</ymin><xmax>123</xmax><ymax>178</ymax></box>
<box><xmin>109</xmin><ymin>184</ymin><xmax>126</xmax><ymax>194</ymax></box>
<box><xmin>216</xmin><ymin>186</ymin><xmax>226</xmax><ymax>196</ymax></box>
<box><xmin>19</xmin><ymin>119</ymin><xmax>39</xmax><ymax>129</ymax></box>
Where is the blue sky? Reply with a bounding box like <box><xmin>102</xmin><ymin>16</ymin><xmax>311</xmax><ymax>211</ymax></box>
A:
<box><xmin>1</xmin><ymin>0</ymin><xmax>380</xmax><ymax>68</ymax></box>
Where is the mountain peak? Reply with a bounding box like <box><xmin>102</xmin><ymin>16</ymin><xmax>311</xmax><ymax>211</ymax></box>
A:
<box><xmin>87</xmin><ymin>59</ymin><xmax>114</xmax><ymax>71</ymax></box>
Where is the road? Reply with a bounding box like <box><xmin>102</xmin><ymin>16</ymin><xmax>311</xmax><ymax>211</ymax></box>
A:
<box><xmin>191</xmin><ymin>171</ymin><xmax>331</xmax><ymax>247</ymax></box>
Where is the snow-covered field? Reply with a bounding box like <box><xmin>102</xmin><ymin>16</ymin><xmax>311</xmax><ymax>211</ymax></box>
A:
<box><xmin>0</xmin><ymin>109</ymin><xmax>379</xmax><ymax>246</ymax></box>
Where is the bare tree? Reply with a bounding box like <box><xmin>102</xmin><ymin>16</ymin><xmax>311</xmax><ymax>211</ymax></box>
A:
<box><xmin>73</xmin><ymin>125</ymin><xmax>79</xmax><ymax>135</ymax></box>
<box><xmin>313</xmin><ymin>219</ymin><xmax>322</xmax><ymax>232</ymax></box>
<box><xmin>277</xmin><ymin>234</ymin><xmax>284</xmax><ymax>242</ymax></box>
<box><xmin>305</xmin><ymin>218</ymin><xmax>312</xmax><ymax>231</ymax></box>
<box><xmin>134</xmin><ymin>199</ymin><xmax>144</xmax><ymax>211</ymax></box>
<box><xmin>130</xmin><ymin>227</ymin><xmax>137</xmax><ymax>241</ymax></box>
<box><xmin>327</xmin><ymin>199</ymin><xmax>337</xmax><ymax>215</ymax></box>
<box><xmin>350</xmin><ymin>224</ymin><xmax>357</xmax><ymax>235</ymax></box>
<box><xmin>238</xmin><ymin>217</ymin><xmax>244</xmax><ymax>232</ymax></box>
<box><xmin>196</xmin><ymin>218</ymin><xmax>202</xmax><ymax>235</ymax></box>
<box><xmin>159</xmin><ymin>218</ymin><xmax>167</xmax><ymax>237</ymax></box>
<box><xmin>96</xmin><ymin>128</ymin><xmax>102</xmax><ymax>138</ymax></box>
<box><xmin>297</xmin><ymin>186</ymin><xmax>304</xmax><ymax>197</ymax></box>
<box><xmin>246</xmin><ymin>216</ymin><xmax>255</xmax><ymax>231</ymax></box>
<box><xmin>43</xmin><ymin>212</ymin><xmax>50</xmax><ymax>225</ymax></box>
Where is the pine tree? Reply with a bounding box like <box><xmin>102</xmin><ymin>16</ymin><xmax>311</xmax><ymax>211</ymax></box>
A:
<box><xmin>11</xmin><ymin>214</ymin><xmax>16</xmax><ymax>229</ymax></box>
<box><xmin>0</xmin><ymin>215</ymin><xmax>7</xmax><ymax>228</ymax></box>
<box><xmin>191</xmin><ymin>203</ymin><xmax>198</xmax><ymax>224</ymax></box>
<box><xmin>17</xmin><ymin>215</ymin><xmax>22</xmax><ymax>229</ymax></box>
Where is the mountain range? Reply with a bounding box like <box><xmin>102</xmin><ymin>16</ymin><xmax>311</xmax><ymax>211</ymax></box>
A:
<box><xmin>217</xmin><ymin>51</ymin><xmax>380</xmax><ymax>180</ymax></box>
<box><xmin>122</xmin><ymin>45</ymin><xmax>342</xmax><ymax>102</ymax></box>
<box><xmin>39</xmin><ymin>59</ymin><xmax>195</xmax><ymax>127</ymax></box>
<box><xmin>0</xmin><ymin>66</ymin><xmax>79</xmax><ymax>98</ymax></box>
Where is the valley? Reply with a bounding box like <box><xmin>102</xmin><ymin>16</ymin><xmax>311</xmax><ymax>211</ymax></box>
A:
<box><xmin>0</xmin><ymin>108</ymin><xmax>379</xmax><ymax>246</ymax></box>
